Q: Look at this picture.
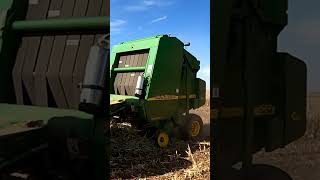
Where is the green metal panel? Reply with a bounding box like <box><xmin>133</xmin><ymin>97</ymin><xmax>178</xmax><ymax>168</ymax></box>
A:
<box><xmin>252</xmin><ymin>0</ymin><xmax>288</xmax><ymax>27</ymax></box>
<box><xmin>0</xmin><ymin>0</ymin><xmax>14</xmax><ymax>9</ymax></box>
<box><xmin>110</xmin><ymin>34</ymin><xmax>205</xmax><ymax>123</ymax></box>
<box><xmin>12</xmin><ymin>16</ymin><xmax>109</xmax><ymax>32</ymax></box>
<box><xmin>0</xmin><ymin>1</ymin><xmax>12</xmax><ymax>51</ymax></box>
<box><xmin>0</xmin><ymin>0</ymin><xmax>28</xmax><ymax>103</ymax></box>
<box><xmin>113</xmin><ymin>66</ymin><xmax>145</xmax><ymax>72</ymax></box>
<box><xmin>0</xmin><ymin>103</ymin><xmax>91</xmax><ymax>130</ymax></box>
<box><xmin>281</xmin><ymin>53</ymin><xmax>307</xmax><ymax>145</ymax></box>
<box><xmin>193</xmin><ymin>78</ymin><xmax>206</xmax><ymax>108</ymax></box>
<box><xmin>146</xmin><ymin>36</ymin><xmax>184</xmax><ymax>99</ymax></box>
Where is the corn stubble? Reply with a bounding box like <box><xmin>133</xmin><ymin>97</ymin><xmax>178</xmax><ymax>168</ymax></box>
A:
<box><xmin>110</xmin><ymin>96</ymin><xmax>210</xmax><ymax>180</ymax></box>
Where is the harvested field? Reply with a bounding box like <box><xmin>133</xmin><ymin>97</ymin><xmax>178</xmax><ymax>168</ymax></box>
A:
<box><xmin>110</xmin><ymin>91</ymin><xmax>210</xmax><ymax>180</ymax></box>
<box><xmin>110</xmin><ymin>92</ymin><xmax>320</xmax><ymax>179</ymax></box>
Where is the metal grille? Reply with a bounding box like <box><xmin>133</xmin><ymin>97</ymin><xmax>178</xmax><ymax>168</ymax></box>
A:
<box><xmin>114</xmin><ymin>50</ymin><xmax>149</xmax><ymax>96</ymax></box>
<box><xmin>12</xmin><ymin>0</ymin><xmax>108</xmax><ymax>109</ymax></box>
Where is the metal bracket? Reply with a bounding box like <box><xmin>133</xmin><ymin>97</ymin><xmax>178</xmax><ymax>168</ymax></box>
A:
<box><xmin>97</xmin><ymin>34</ymin><xmax>109</xmax><ymax>50</ymax></box>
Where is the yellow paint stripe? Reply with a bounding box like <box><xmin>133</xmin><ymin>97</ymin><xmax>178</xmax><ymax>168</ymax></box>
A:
<box><xmin>148</xmin><ymin>94</ymin><xmax>197</xmax><ymax>101</ymax></box>
<box><xmin>189</xmin><ymin>94</ymin><xmax>197</xmax><ymax>99</ymax></box>
<box><xmin>211</xmin><ymin>107</ymin><xmax>243</xmax><ymax>119</ymax></box>
<box><xmin>110</xmin><ymin>100</ymin><xmax>124</xmax><ymax>105</ymax></box>
<box><xmin>212</xmin><ymin>104</ymin><xmax>276</xmax><ymax>119</ymax></box>
<box><xmin>254</xmin><ymin>104</ymin><xmax>275</xmax><ymax>115</ymax></box>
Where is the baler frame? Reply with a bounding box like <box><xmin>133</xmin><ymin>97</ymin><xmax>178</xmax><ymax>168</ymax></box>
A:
<box><xmin>110</xmin><ymin>35</ymin><xmax>206</xmax><ymax>147</ymax></box>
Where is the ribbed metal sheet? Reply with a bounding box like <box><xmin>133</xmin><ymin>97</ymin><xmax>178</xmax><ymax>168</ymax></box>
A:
<box><xmin>59</xmin><ymin>0</ymin><xmax>90</xmax><ymax>108</ymax></box>
<box><xmin>114</xmin><ymin>51</ymin><xmax>148</xmax><ymax>96</ymax></box>
<box><xmin>13</xmin><ymin>0</ymin><xmax>109</xmax><ymax>109</ymax></box>
<box><xmin>71</xmin><ymin>0</ymin><xmax>104</xmax><ymax>109</ymax></box>
<box><xmin>45</xmin><ymin>0</ymin><xmax>76</xmax><ymax>108</ymax></box>
<box><xmin>34</xmin><ymin>0</ymin><xmax>64</xmax><ymax>107</ymax></box>
<box><xmin>13</xmin><ymin>0</ymin><xmax>51</xmax><ymax>105</ymax></box>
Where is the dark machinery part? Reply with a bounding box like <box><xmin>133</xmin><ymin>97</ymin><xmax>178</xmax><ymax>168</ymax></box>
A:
<box><xmin>212</xmin><ymin>0</ymin><xmax>307</xmax><ymax>179</ymax></box>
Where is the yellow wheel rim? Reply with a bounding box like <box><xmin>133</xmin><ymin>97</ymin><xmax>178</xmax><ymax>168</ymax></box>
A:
<box><xmin>157</xmin><ymin>132</ymin><xmax>169</xmax><ymax>148</ymax></box>
<box><xmin>190</xmin><ymin>121</ymin><xmax>201</xmax><ymax>137</ymax></box>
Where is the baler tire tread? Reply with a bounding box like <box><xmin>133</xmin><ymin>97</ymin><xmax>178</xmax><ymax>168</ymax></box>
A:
<box><xmin>181</xmin><ymin>113</ymin><xmax>203</xmax><ymax>139</ymax></box>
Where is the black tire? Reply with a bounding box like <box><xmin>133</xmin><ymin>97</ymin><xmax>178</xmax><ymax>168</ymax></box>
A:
<box><xmin>181</xmin><ymin>113</ymin><xmax>204</xmax><ymax>139</ymax></box>
<box><xmin>243</xmin><ymin>164</ymin><xmax>293</xmax><ymax>180</ymax></box>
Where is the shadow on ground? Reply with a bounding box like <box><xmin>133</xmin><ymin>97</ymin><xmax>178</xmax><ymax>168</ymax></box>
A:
<box><xmin>110</xmin><ymin>123</ymin><xmax>210</xmax><ymax>179</ymax></box>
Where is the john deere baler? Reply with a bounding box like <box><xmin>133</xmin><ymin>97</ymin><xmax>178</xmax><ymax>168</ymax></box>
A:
<box><xmin>110</xmin><ymin>35</ymin><xmax>206</xmax><ymax>147</ymax></box>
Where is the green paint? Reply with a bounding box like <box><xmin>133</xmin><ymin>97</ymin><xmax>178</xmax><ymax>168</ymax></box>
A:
<box><xmin>113</xmin><ymin>66</ymin><xmax>145</xmax><ymax>72</ymax></box>
<box><xmin>0</xmin><ymin>0</ymin><xmax>28</xmax><ymax>103</ymax></box>
<box><xmin>0</xmin><ymin>103</ymin><xmax>91</xmax><ymax>129</ymax></box>
<box><xmin>0</xmin><ymin>0</ymin><xmax>14</xmax><ymax>10</ymax></box>
<box><xmin>110</xmin><ymin>34</ymin><xmax>206</xmax><ymax>124</ymax></box>
<box><xmin>12</xmin><ymin>16</ymin><xmax>109</xmax><ymax>32</ymax></box>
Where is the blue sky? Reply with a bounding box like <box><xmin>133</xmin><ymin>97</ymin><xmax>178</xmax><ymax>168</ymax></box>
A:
<box><xmin>278</xmin><ymin>0</ymin><xmax>320</xmax><ymax>92</ymax></box>
<box><xmin>110</xmin><ymin>0</ymin><xmax>210</xmax><ymax>88</ymax></box>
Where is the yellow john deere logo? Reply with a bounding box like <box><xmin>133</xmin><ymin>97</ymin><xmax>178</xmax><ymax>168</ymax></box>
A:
<box><xmin>254</xmin><ymin>104</ymin><xmax>275</xmax><ymax>116</ymax></box>
<box><xmin>211</xmin><ymin>104</ymin><xmax>276</xmax><ymax>119</ymax></box>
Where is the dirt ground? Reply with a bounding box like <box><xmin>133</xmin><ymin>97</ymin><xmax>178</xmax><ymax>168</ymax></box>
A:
<box><xmin>110</xmin><ymin>93</ymin><xmax>210</xmax><ymax>180</ymax></box>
